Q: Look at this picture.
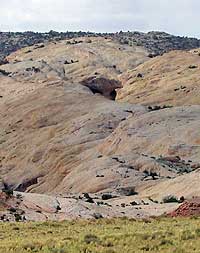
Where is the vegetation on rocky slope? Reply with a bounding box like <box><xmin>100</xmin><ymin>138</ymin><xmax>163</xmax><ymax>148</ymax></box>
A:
<box><xmin>1</xmin><ymin>30</ymin><xmax>200</xmax><ymax>62</ymax></box>
<box><xmin>115</xmin><ymin>31</ymin><xmax>200</xmax><ymax>56</ymax></box>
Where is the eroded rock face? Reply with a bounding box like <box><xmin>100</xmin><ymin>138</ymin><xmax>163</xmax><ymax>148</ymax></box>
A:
<box><xmin>81</xmin><ymin>76</ymin><xmax>122</xmax><ymax>100</ymax></box>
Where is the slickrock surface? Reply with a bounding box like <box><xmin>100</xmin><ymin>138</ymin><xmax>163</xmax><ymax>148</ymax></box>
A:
<box><xmin>0</xmin><ymin>191</ymin><xmax>179</xmax><ymax>222</ymax></box>
<box><xmin>117</xmin><ymin>50</ymin><xmax>200</xmax><ymax>106</ymax></box>
<box><xmin>139</xmin><ymin>169</ymin><xmax>200</xmax><ymax>200</ymax></box>
<box><xmin>0</xmin><ymin>36</ymin><xmax>200</xmax><ymax>220</ymax></box>
<box><xmin>0</xmin><ymin>37</ymin><xmax>148</xmax><ymax>104</ymax></box>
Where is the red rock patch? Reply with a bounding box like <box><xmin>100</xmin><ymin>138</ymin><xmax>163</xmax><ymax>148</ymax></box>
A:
<box><xmin>169</xmin><ymin>198</ymin><xmax>200</xmax><ymax>217</ymax></box>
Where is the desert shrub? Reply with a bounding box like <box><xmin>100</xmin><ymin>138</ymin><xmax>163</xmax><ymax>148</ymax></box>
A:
<box><xmin>189</xmin><ymin>65</ymin><xmax>198</xmax><ymax>69</ymax></box>
<box><xmin>85</xmin><ymin>38</ymin><xmax>92</xmax><ymax>43</ymax></box>
<box><xmin>25</xmin><ymin>50</ymin><xmax>32</xmax><ymax>54</ymax></box>
<box><xmin>148</xmin><ymin>197</ymin><xmax>159</xmax><ymax>204</ymax></box>
<box><xmin>9</xmin><ymin>207</ymin><xmax>17</xmax><ymax>213</ymax></box>
<box><xmin>3</xmin><ymin>189</ymin><xmax>13</xmax><ymax>197</ymax></box>
<box><xmin>159</xmin><ymin>239</ymin><xmax>174</xmax><ymax>246</ymax></box>
<box><xmin>14</xmin><ymin>213</ymin><xmax>22</xmax><ymax>222</ymax></box>
<box><xmin>148</xmin><ymin>53</ymin><xmax>157</xmax><ymax>58</ymax></box>
<box><xmin>148</xmin><ymin>105</ymin><xmax>173</xmax><ymax>112</ymax></box>
<box><xmin>102</xmin><ymin>194</ymin><xmax>114</xmax><ymax>200</ymax></box>
<box><xmin>137</xmin><ymin>73</ymin><xmax>143</xmax><ymax>78</ymax></box>
<box><xmin>0</xmin><ymin>69</ymin><xmax>11</xmax><ymax>76</ymax></box>
<box><xmin>0</xmin><ymin>215</ymin><xmax>5</xmax><ymax>221</ymax></box>
<box><xmin>117</xmin><ymin>187</ymin><xmax>138</xmax><ymax>196</ymax></box>
<box><xmin>143</xmin><ymin>169</ymin><xmax>149</xmax><ymax>175</ymax></box>
<box><xmin>84</xmin><ymin>234</ymin><xmax>100</xmax><ymax>244</ymax></box>
<box><xmin>181</xmin><ymin>230</ymin><xmax>195</xmax><ymax>240</ymax></box>
<box><xmin>0</xmin><ymin>58</ymin><xmax>9</xmax><ymax>65</ymax></box>
<box><xmin>121</xmin><ymin>39</ymin><xmax>129</xmax><ymax>44</ymax></box>
<box><xmin>83</xmin><ymin>193</ymin><xmax>94</xmax><ymax>203</ymax></box>
<box><xmin>179</xmin><ymin>196</ymin><xmax>185</xmax><ymax>203</ymax></box>
<box><xmin>16</xmin><ymin>193</ymin><xmax>23</xmax><ymax>200</ymax></box>
<box><xmin>149</xmin><ymin>171</ymin><xmax>159</xmax><ymax>180</ymax></box>
<box><xmin>163</xmin><ymin>195</ymin><xmax>179</xmax><ymax>203</ymax></box>
<box><xmin>93</xmin><ymin>213</ymin><xmax>103</xmax><ymax>219</ymax></box>
<box><xmin>56</xmin><ymin>205</ymin><xmax>61</xmax><ymax>212</ymax></box>
<box><xmin>195</xmin><ymin>228</ymin><xmax>200</xmax><ymax>237</ymax></box>
<box><xmin>130</xmin><ymin>201</ymin><xmax>138</xmax><ymax>206</ymax></box>
<box><xmin>136</xmin><ymin>42</ymin><xmax>142</xmax><ymax>46</ymax></box>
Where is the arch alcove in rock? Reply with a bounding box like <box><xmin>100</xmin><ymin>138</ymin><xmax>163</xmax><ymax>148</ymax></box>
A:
<box><xmin>80</xmin><ymin>76</ymin><xmax>122</xmax><ymax>100</ymax></box>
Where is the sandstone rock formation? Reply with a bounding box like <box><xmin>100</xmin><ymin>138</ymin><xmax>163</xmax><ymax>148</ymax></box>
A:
<box><xmin>0</xmin><ymin>37</ymin><xmax>148</xmax><ymax>194</ymax></box>
<box><xmin>0</xmin><ymin>36</ymin><xmax>200</xmax><ymax>220</ymax></box>
<box><xmin>117</xmin><ymin>50</ymin><xmax>200</xmax><ymax>106</ymax></box>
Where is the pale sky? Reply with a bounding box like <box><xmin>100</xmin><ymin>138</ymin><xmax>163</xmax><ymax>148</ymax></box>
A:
<box><xmin>0</xmin><ymin>0</ymin><xmax>200</xmax><ymax>38</ymax></box>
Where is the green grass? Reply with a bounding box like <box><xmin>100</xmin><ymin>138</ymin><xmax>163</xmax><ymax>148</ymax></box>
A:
<box><xmin>0</xmin><ymin>218</ymin><xmax>200</xmax><ymax>253</ymax></box>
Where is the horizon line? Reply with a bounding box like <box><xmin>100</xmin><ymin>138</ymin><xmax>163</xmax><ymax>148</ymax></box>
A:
<box><xmin>0</xmin><ymin>30</ymin><xmax>199</xmax><ymax>39</ymax></box>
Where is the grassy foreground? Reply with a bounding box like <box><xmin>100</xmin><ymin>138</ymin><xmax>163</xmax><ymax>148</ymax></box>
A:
<box><xmin>0</xmin><ymin>218</ymin><xmax>200</xmax><ymax>253</ymax></box>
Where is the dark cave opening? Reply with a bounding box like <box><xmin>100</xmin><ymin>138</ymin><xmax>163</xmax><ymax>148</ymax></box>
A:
<box><xmin>110</xmin><ymin>90</ymin><xmax>117</xmax><ymax>100</ymax></box>
<box><xmin>87</xmin><ymin>86</ymin><xmax>117</xmax><ymax>100</ymax></box>
<box><xmin>89</xmin><ymin>86</ymin><xmax>103</xmax><ymax>95</ymax></box>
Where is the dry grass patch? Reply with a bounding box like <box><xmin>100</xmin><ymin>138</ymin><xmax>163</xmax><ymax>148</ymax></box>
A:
<box><xmin>0</xmin><ymin>218</ymin><xmax>200</xmax><ymax>252</ymax></box>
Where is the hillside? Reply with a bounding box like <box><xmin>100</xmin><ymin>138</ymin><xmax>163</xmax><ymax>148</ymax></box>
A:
<box><xmin>115</xmin><ymin>31</ymin><xmax>200</xmax><ymax>56</ymax></box>
<box><xmin>0</xmin><ymin>35</ymin><xmax>200</xmax><ymax>221</ymax></box>
<box><xmin>117</xmin><ymin>49</ymin><xmax>200</xmax><ymax>106</ymax></box>
<box><xmin>1</xmin><ymin>31</ymin><xmax>200</xmax><ymax>63</ymax></box>
<box><xmin>0</xmin><ymin>37</ymin><xmax>148</xmax><ymax>194</ymax></box>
